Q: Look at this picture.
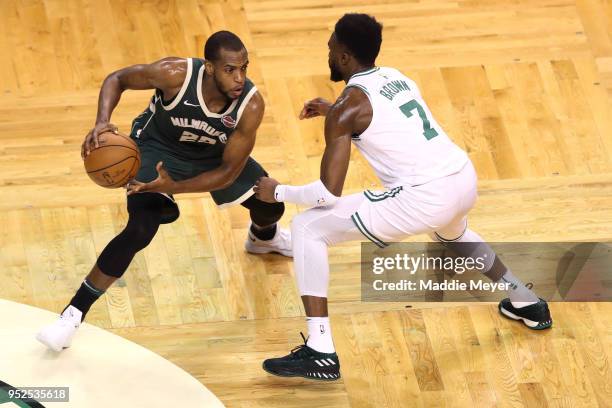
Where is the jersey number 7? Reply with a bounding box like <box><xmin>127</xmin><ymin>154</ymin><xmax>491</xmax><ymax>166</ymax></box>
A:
<box><xmin>399</xmin><ymin>99</ymin><xmax>439</xmax><ymax>141</ymax></box>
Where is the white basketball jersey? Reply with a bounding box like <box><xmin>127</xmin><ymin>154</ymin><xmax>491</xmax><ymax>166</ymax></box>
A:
<box><xmin>346</xmin><ymin>67</ymin><xmax>469</xmax><ymax>187</ymax></box>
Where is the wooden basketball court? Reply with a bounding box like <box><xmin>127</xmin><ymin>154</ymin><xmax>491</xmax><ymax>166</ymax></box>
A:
<box><xmin>1</xmin><ymin>0</ymin><xmax>611</xmax><ymax>406</ymax></box>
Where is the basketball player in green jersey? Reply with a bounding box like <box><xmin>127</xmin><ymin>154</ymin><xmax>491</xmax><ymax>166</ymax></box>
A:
<box><xmin>37</xmin><ymin>31</ymin><xmax>291</xmax><ymax>352</ymax></box>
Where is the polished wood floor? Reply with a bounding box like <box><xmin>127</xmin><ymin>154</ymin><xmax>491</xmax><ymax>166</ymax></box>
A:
<box><xmin>1</xmin><ymin>0</ymin><xmax>611</xmax><ymax>407</ymax></box>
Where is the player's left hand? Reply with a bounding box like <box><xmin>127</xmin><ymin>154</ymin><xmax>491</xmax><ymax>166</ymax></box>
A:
<box><xmin>254</xmin><ymin>176</ymin><xmax>279</xmax><ymax>203</ymax></box>
<box><xmin>126</xmin><ymin>161</ymin><xmax>178</xmax><ymax>195</ymax></box>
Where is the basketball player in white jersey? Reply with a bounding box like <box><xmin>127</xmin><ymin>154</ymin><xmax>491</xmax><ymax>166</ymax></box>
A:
<box><xmin>255</xmin><ymin>13</ymin><xmax>552</xmax><ymax>381</ymax></box>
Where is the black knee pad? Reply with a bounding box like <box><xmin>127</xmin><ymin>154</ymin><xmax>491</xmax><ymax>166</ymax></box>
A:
<box><xmin>128</xmin><ymin>192</ymin><xmax>179</xmax><ymax>224</ymax></box>
<box><xmin>122</xmin><ymin>213</ymin><xmax>160</xmax><ymax>251</ymax></box>
<box><xmin>97</xmin><ymin>195</ymin><xmax>163</xmax><ymax>278</ymax></box>
<box><xmin>241</xmin><ymin>195</ymin><xmax>285</xmax><ymax>226</ymax></box>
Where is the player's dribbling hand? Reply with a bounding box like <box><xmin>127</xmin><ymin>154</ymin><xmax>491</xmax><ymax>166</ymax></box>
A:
<box><xmin>299</xmin><ymin>97</ymin><xmax>332</xmax><ymax>120</ymax></box>
<box><xmin>126</xmin><ymin>161</ymin><xmax>178</xmax><ymax>195</ymax></box>
<box><xmin>82</xmin><ymin>122</ymin><xmax>119</xmax><ymax>159</ymax></box>
<box><xmin>254</xmin><ymin>177</ymin><xmax>280</xmax><ymax>203</ymax></box>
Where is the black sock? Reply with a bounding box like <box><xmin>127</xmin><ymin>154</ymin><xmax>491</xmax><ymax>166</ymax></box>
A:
<box><xmin>66</xmin><ymin>279</ymin><xmax>105</xmax><ymax>321</ymax></box>
<box><xmin>250</xmin><ymin>223</ymin><xmax>277</xmax><ymax>241</ymax></box>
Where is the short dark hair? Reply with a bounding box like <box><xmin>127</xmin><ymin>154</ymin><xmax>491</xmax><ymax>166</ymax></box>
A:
<box><xmin>204</xmin><ymin>31</ymin><xmax>246</xmax><ymax>61</ymax></box>
<box><xmin>334</xmin><ymin>14</ymin><xmax>382</xmax><ymax>65</ymax></box>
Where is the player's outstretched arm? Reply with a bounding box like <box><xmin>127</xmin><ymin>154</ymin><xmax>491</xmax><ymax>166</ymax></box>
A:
<box><xmin>82</xmin><ymin>58</ymin><xmax>187</xmax><ymax>157</ymax></box>
<box><xmin>127</xmin><ymin>92</ymin><xmax>265</xmax><ymax>195</ymax></box>
<box><xmin>317</xmin><ymin>95</ymin><xmax>354</xmax><ymax>196</ymax></box>
<box><xmin>299</xmin><ymin>97</ymin><xmax>332</xmax><ymax>120</ymax></box>
<box><xmin>255</xmin><ymin>88</ymin><xmax>369</xmax><ymax>206</ymax></box>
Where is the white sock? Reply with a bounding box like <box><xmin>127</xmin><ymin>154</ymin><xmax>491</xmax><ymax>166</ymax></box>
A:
<box><xmin>306</xmin><ymin>317</ymin><xmax>335</xmax><ymax>353</ymax></box>
<box><xmin>500</xmin><ymin>270</ymin><xmax>539</xmax><ymax>308</ymax></box>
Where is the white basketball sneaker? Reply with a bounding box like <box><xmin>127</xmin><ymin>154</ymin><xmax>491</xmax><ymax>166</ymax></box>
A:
<box><xmin>36</xmin><ymin>305</ymin><xmax>82</xmax><ymax>352</ymax></box>
<box><xmin>245</xmin><ymin>225</ymin><xmax>292</xmax><ymax>257</ymax></box>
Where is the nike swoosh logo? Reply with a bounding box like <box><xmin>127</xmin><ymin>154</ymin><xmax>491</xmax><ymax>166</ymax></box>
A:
<box><xmin>184</xmin><ymin>100</ymin><xmax>200</xmax><ymax>107</ymax></box>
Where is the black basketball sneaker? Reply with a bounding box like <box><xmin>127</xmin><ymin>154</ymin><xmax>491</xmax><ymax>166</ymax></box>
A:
<box><xmin>498</xmin><ymin>298</ymin><xmax>553</xmax><ymax>330</ymax></box>
<box><xmin>263</xmin><ymin>333</ymin><xmax>341</xmax><ymax>381</ymax></box>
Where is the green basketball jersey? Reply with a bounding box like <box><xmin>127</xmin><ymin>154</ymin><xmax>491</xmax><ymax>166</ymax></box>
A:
<box><xmin>129</xmin><ymin>58</ymin><xmax>258</xmax><ymax>165</ymax></box>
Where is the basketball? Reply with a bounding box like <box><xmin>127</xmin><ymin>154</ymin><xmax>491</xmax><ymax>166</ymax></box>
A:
<box><xmin>84</xmin><ymin>131</ymin><xmax>141</xmax><ymax>188</ymax></box>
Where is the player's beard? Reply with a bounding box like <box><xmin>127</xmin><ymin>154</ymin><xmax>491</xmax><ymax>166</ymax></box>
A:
<box><xmin>213</xmin><ymin>74</ymin><xmax>237</xmax><ymax>100</ymax></box>
<box><xmin>329</xmin><ymin>60</ymin><xmax>343</xmax><ymax>82</ymax></box>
